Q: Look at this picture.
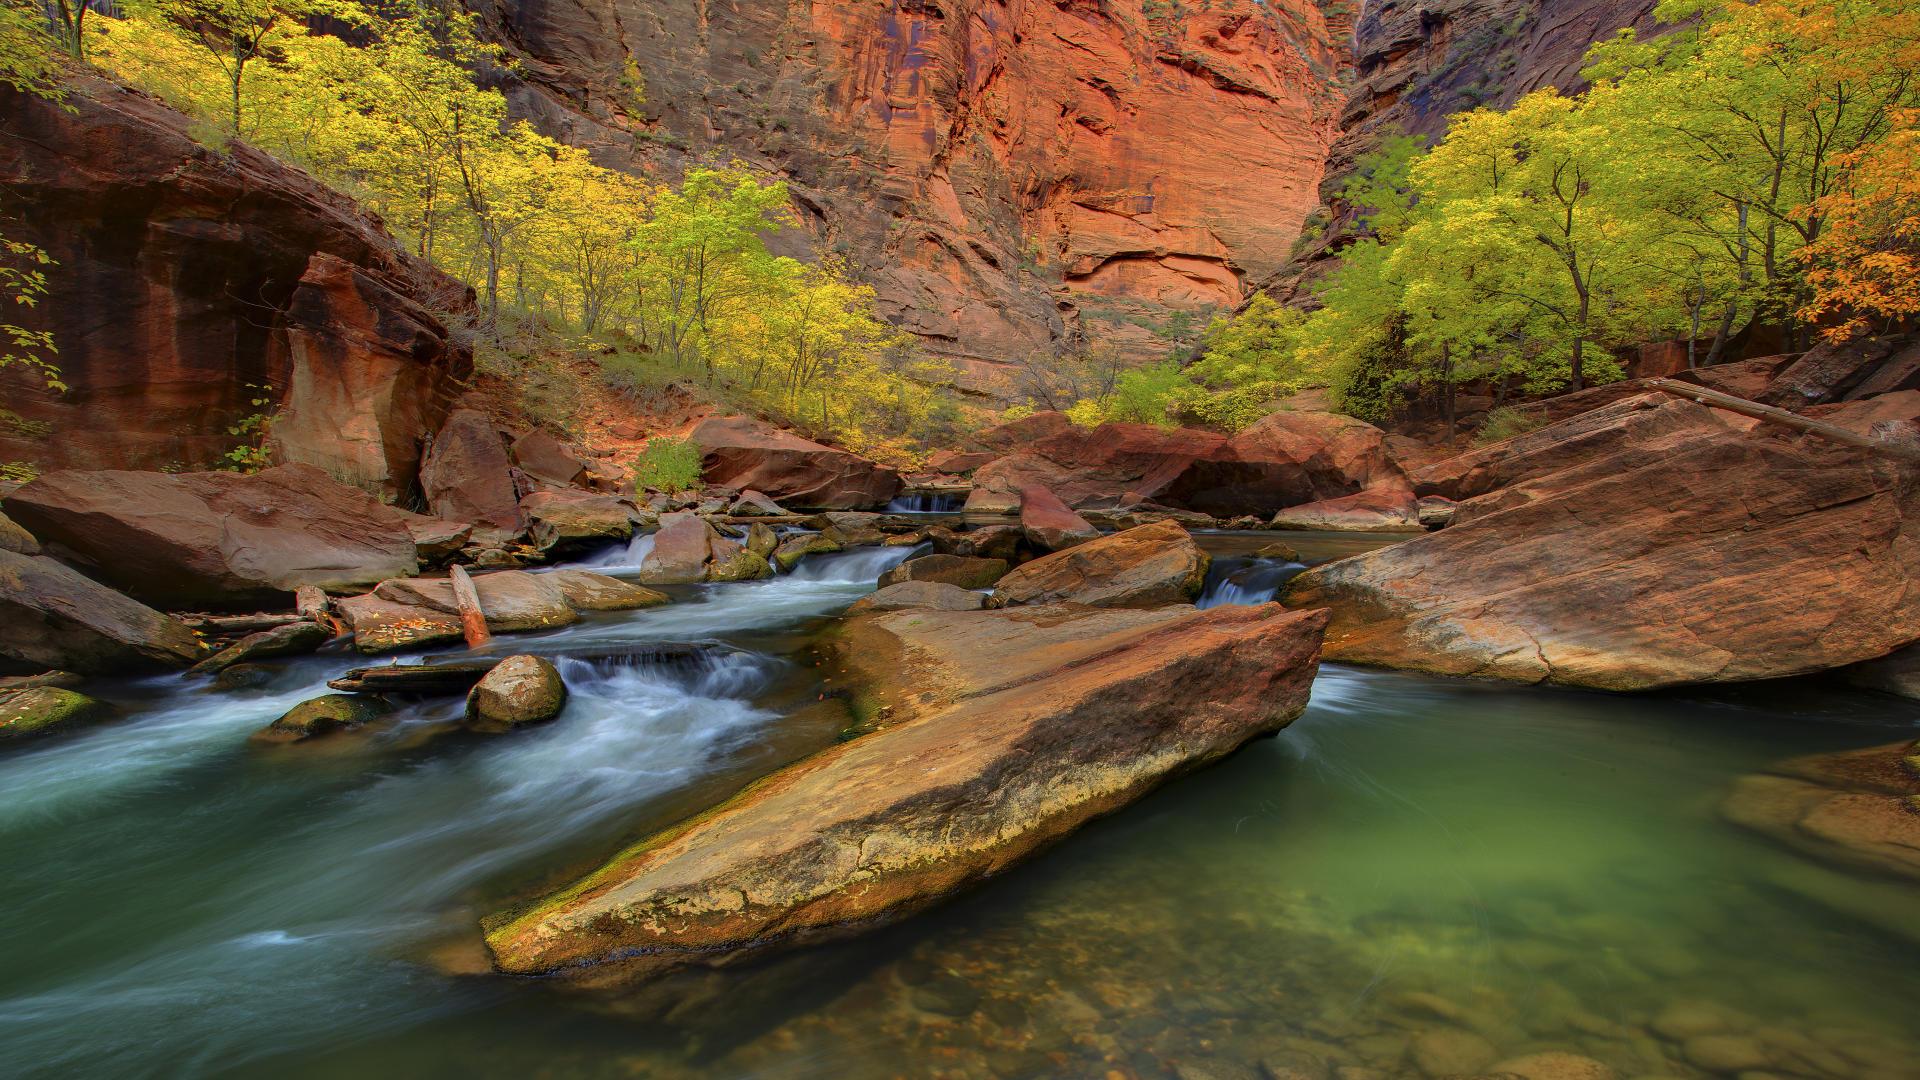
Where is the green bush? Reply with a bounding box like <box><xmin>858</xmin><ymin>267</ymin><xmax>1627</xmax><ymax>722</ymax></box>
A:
<box><xmin>632</xmin><ymin>436</ymin><xmax>704</xmax><ymax>494</ymax></box>
<box><xmin>1475</xmin><ymin>406</ymin><xmax>1546</xmax><ymax>446</ymax></box>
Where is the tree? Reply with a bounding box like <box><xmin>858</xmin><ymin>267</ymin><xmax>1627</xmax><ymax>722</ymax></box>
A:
<box><xmin>122</xmin><ymin>0</ymin><xmax>355</xmax><ymax>138</ymax></box>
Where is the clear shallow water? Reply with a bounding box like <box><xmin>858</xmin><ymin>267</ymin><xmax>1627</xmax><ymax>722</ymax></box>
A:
<box><xmin>2</xmin><ymin>541</ymin><xmax>1917</xmax><ymax>1079</ymax></box>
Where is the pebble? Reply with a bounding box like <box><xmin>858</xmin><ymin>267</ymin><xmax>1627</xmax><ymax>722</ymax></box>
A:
<box><xmin>1682</xmin><ymin>1034</ymin><xmax>1772</xmax><ymax>1074</ymax></box>
<box><xmin>1410</xmin><ymin>1027</ymin><xmax>1498</xmax><ymax>1076</ymax></box>
<box><xmin>1489</xmin><ymin>1051</ymin><xmax>1618</xmax><ymax>1080</ymax></box>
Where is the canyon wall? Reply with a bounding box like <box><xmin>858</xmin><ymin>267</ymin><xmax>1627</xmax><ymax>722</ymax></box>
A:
<box><xmin>476</xmin><ymin>0</ymin><xmax>1348</xmax><ymax>389</ymax></box>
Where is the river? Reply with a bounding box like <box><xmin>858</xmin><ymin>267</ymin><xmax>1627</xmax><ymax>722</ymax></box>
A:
<box><xmin>1</xmin><ymin>533</ymin><xmax>1915</xmax><ymax>1079</ymax></box>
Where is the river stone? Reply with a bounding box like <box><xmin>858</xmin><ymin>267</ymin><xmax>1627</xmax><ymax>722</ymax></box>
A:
<box><xmin>485</xmin><ymin>603</ymin><xmax>1328</xmax><ymax>985</ymax></box>
<box><xmin>1719</xmin><ymin>740</ymin><xmax>1920</xmax><ymax>881</ymax></box>
<box><xmin>545</xmin><ymin>570</ymin><xmax>669</xmax><ymax>612</ymax></box>
<box><xmin>992</xmin><ymin>520</ymin><xmax>1209</xmax><ymax>609</ymax></box>
<box><xmin>465</xmin><ymin>654</ymin><xmax>568</xmax><ymax>732</ymax></box>
<box><xmin>1409</xmin><ymin>1028</ymin><xmax>1498</xmax><ymax>1076</ymax></box>
<box><xmin>215</xmin><ymin>663</ymin><xmax>275</xmax><ymax>690</ymax></box>
<box><xmin>335</xmin><ymin>594</ymin><xmax>464</xmax><ymax>655</ymax></box>
<box><xmin>1488</xmin><ymin>1052</ymin><xmax>1616</xmax><ymax>1080</ymax></box>
<box><xmin>638</xmin><ymin>512</ymin><xmax>716</xmax><ymax>583</ymax></box>
<box><xmin>189</xmin><ymin>621</ymin><xmax>331</xmax><ymax>674</ymax></box>
<box><xmin>254</xmin><ymin>693</ymin><xmax>391</xmax><ymax>744</ymax></box>
<box><xmin>374</xmin><ymin>570</ymin><xmax>578</xmax><ymax>633</ymax></box>
<box><xmin>0</xmin><ymin>549</ymin><xmax>205</xmax><ymax>674</ymax></box>
<box><xmin>707</xmin><ymin>534</ymin><xmax>773</xmax><ymax>582</ymax></box>
<box><xmin>878</xmin><ymin>554</ymin><xmax>1009</xmax><ymax>590</ymax></box>
<box><xmin>0</xmin><ymin>686</ymin><xmax>108</xmax><ymax>740</ymax></box>
<box><xmin>745</xmin><ymin>521</ymin><xmax>778</xmax><ymax>558</ymax></box>
<box><xmin>772</xmin><ymin>532</ymin><xmax>842</xmax><ymax>571</ymax></box>
<box><xmin>0</xmin><ymin>509</ymin><xmax>37</xmax><ymax>554</ymax></box>
<box><xmin>730</xmin><ymin>490</ymin><xmax>789</xmax><ymax>517</ymax></box>
<box><xmin>1682</xmin><ymin>1034</ymin><xmax>1772</xmax><ymax>1073</ymax></box>
<box><xmin>1018</xmin><ymin>484</ymin><xmax>1098</xmax><ymax>551</ymax></box>
<box><xmin>847</xmin><ymin>581</ymin><xmax>985</xmax><ymax>614</ymax></box>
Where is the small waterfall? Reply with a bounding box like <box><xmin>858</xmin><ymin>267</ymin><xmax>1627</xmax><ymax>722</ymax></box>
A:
<box><xmin>1196</xmin><ymin>557</ymin><xmax>1305</xmax><ymax>608</ymax></box>
<box><xmin>783</xmin><ymin>543</ymin><xmax>923</xmax><ymax>583</ymax></box>
<box><xmin>570</xmin><ymin>531</ymin><xmax>656</xmax><ymax>570</ymax></box>
<box><xmin>885</xmin><ymin>492</ymin><xmax>963</xmax><ymax>513</ymax></box>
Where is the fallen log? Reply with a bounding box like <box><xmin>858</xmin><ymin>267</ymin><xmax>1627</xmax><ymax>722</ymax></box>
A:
<box><xmin>449</xmin><ymin>565</ymin><xmax>492</xmax><ymax>648</ymax></box>
<box><xmin>178</xmin><ymin>613</ymin><xmax>305</xmax><ymax>636</ymax></box>
<box><xmin>327</xmin><ymin>659</ymin><xmax>499</xmax><ymax>695</ymax></box>
<box><xmin>1648</xmin><ymin>378</ymin><xmax>1920</xmax><ymax>463</ymax></box>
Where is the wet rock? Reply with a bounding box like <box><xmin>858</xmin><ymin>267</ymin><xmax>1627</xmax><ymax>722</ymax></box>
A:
<box><xmin>0</xmin><ymin>686</ymin><xmax>108</xmax><ymax>741</ymax></box>
<box><xmin>189</xmin><ymin>621</ymin><xmax>331</xmax><ymax>675</ymax></box>
<box><xmin>929</xmin><ymin>524</ymin><xmax>1022</xmax><ymax>562</ymax></box>
<box><xmin>1411</xmin><ymin>1028</ymin><xmax>1499</xmax><ymax>1076</ymax></box>
<box><xmin>1487</xmin><ymin>1052</ymin><xmax>1616</xmax><ymax>1080</ymax></box>
<box><xmin>214</xmin><ymin>663</ymin><xmax>275</xmax><ymax>690</ymax></box>
<box><xmin>328</xmin><ymin>658</ymin><xmax>497</xmax><ymax>694</ymax></box>
<box><xmin>730</xmin><ymin>490</ymin><xmax>790</xmax><ymax>517</ymax></box>
<box><xmin>465</xmin><ymin>654</ymin><xmax>567</xmax><ymax>732</ymax></box>
<box><xmin>847</xmin><ymin>581</ymin><xmax>986</xmax><ymax>613</ymax></box>
<box><xmin>253</xmin><ymin>693</ymin><xmax>391</xmax><ymax>743</ymax></box>
<box><xmin>545</xmin><ymin>570</ymin><xmax>669</xmax><ymax>612</ymax></box>
<box><xmin>0</xmin><ymin>509</ymin><xmax>37</xmax><ymax>555</ymax></box>
<box><xmin>994</xmin><ymin>520</ymin><xmax>1208</xmax><ymax>609</ymax></box>
<box><xmin>772</xmin><ymin>532</ymin><xmax>843</xmax><ymax>572</ymax></box>
<box><xmin>1270</xmin><ymin>487</ymin><xmax>1420</xmax><ymax>532</ymax></box>
<box><xmin>745</xmin><ymin>522</ymin><xmax>778</xmax><ymax>558</ymax></box>
<box><xmin>639</xmin><ymin>512</ymin><xmax>720</xmax><ymax>584</ymax></box>
<box><xmin>689</xmin><ymin>416</ymin><xmax>901</xmax><ymax>509</ymax></box>
<box><xmin>1681</xmin><ymin>1034</ymin><xmax>1771</xmax><ymax>1073</ymax></box>
<box><xmin>421</xmin><ymin>409</ymin><xmax>523</xmax><ymax>542</ymax></box>
<box><xmin>1719</xmin><ymin>740</ymin><xmax>1920</xmax><ymax>881</ymax></box>
<box><xmin>510</xmin><ymin>429</ymin><xmax>587</xmax><ymax>487</ymax></box>
<box><xmin>335</xmin><ymin>594</ymin><xmax>464</xmax><ymax>655</ymax></box>
<box><xmin>878</xmin><ymin>554</ymin><xmax>1009</xmax><ymax>590</ymax></box>
<box><xmin>707</xmin><ymin>534</ymin><xmax>774</xmax><ymax>582</ymax></box>
<box><xmin>0</xmin><ymin>549</ymin><xmax>204</xmax><ymax>674</ymax></box>
<box><xmin>1018</xmin><ymin>485</ymin><xmax>1099</xmax><ymax>551</ymax></box>
<box><xmin>4</xmin><ymin>464</ymin><xmax>437</xmax><ymax>608</ymax></box>
<box><xmin>485</xmin><ymin>603</ymin><xmax>1329</xmax><ymax>985</ymax></box>
<box><xmin>520</xmin><ymin>490</ymin><xmax>638</xmax><ymax>552</ymax></box>
<box><xmin>375</xmin><ymin>571</ymin><xmax>578</xmax><ymax>633</ymax></box>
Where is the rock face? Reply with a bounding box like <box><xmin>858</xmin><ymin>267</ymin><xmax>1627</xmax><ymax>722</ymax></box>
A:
<box><xmin>0</xmin><ymin>76</ymin><xmax>469</xmax><ymax>490</ymax></box>
<box><xmin>466</xmin><ymin>655</ymin><xmax>569</xmax><ymax>732</ymax></box>
<box><xmin>1721</xmin><ymin>741</ymin><xmax>1920</xmax><ymax>883</ymax></box>
<box><xmin>1284</xmin><ymin>419</ymin><xmax>1920</xmax><ymax>690</ymax></box>
<box><xmin>1759</xmin><ymin>332</ymin><xmax>1920</xmax><ymax>409</ymax></box>
<box><xmin>421</xmin><ymin>410</ymin><xmax>524</xmax><ymax>541</ymax></box>
<box><xmin>484</xmin><ymin>602</ymin><xmax>1328</xmax><ymax>984</ymax></box>
<box><xmin>5</xmin><ymin>465</ymin><xmax>431</xmax><ymax>608</ymax></box>
<box><xmin>689</xmin><ymin>417</ymin><xmax>900</xmax><ymax>510</ymax></box>
<box><xmin>0</xmin><ymin>549</ymin><xmax>204</xmax><ymax>674</ymax></box>
<box><xmin>993</xmin><ymin>520</ymin><xmax>1209</xmax><ymax>609</ymax></box>
<box><xmin>475</xmin><ymin>0</ymin><xmax>1344</xmax><ymax>377</ymax></box>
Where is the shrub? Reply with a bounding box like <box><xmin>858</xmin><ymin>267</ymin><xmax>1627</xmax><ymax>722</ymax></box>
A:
<box><xmin>1475</xmin><ymin>406</ymin><xmax>1546</xmax><ymax>446</ymax></box>
<box><xmin>632</xmin><ymin>436</ymin><xmax>703</xmax><ymax>493</ymax></box>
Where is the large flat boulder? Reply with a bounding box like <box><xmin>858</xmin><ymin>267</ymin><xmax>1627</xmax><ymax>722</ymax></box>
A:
<box><xmin>373</xmin><ymin>570</ymin><xmax>578</xmax><ymax>633</ymax></box>
<box><xmin>4</xmin><ymin>464</ymin><xmax>430</xmax><ymax>608</ymax></box>
<box><xmin>519</xmin><ymin>490</ymin><xmax>640</xmax><ymax>552</ymax></box>
<box><xmin>689</xmin><ymin>416</ymin><xmax>901</xmax><ymax>510</ymax></box>
<box><xmin>484</xmin><ymin>602</ymin><xmax>1328</xmax><ymax>985</ymax></box>
<box><xmin>421</xmin><ymin>409</ymin><xmax>523</xmax><ymax>542</ymax></box>
<box><xmin>0</xmin><ymin>549</ymin><xmax>204</xmax><ymax>674</ymax></box>
<box><xmin>1284</xmin><ymin>424</ymin><xmax>1920</xmax><ymax>690</ymax></box>
<box><xmin>1269</xmin><ymin>487</ymin><xmax>1420</xmax><ymax>532</ymax></box>
<box><xmin>993</xmin><ymin>520</ymin><xmax>1208</xmax><ymax>609</ymax></box>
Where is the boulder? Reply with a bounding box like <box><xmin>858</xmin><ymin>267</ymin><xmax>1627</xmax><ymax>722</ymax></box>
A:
<box><xmin>772</xmin><ymin>532</ymin><xmax>843</xmax><ymax>571</ymax></box>
<box><xmin>0</xmin><ymin>509</ymin><xmax>36</xmax><ymax>555</ymax></box>
<box><xmin>406</xmin><ymin>518</ymin><xmax>473</xmax><ymax>563</ymax></box>
<box><xmin>847</xmin><ymin>581</ymin><xmax>987</xmax><ymax>613</ymax></box>
<box><xmin>994</xmin><ymin>520</ymin><xmax>1208</xmax><ymax>609</ymax></box>
<box><xmin>510</xmin><ymin>429</ymin><xmax>587</xmax><ymax>487</ymax></box>
<box><xmin>465</xmin><ymin>655</ymin><xmax>568</xmax><ymax>732</ymax></box>
<box><xmin>374</xmin><ymin>571</ymin><xmax>578</xmax><ymax>633</ymax></box>
<box><xmin>253</xmin><ymin>693</ymin><xmax>392</xmax><ymax>744</ymax></box>
<box><xmin>1720</xmin><ymin>740</ymin><xmax>1920</xmax><ymax>882</ymax></box>
<box><xmin>744</xmin><ymin>522</ymin><xmax>778</xmax><ymax>558</ymax></box>
<box><xmin>1839</xmin><ymin>642</ymin><xmax>1920</xmax><ymax>701</ymax></box>
<box><xmin>189</xmin><ymin>621</ymin><xmax>330</xmax><ymax>675</ymax></box>
<box><xmin>688</xmin><ymin>416</ymin><xmax>901</xmax><ymax>509</ymax></box>
<box><xmin>519</xmin><ymin>490</ymin><xmax>638</xmax><ymax>552</ymax></box>
<box><xmin>927</xmin><ymin>450</ymin><xmax>996</xmax><ymax>474</ymax></box>
<box><xmin>0</xmin><ymin>686</ymin><xmax>109</xmax><ymax>741</ymax></box>
<box><xmin>4</xmin><ymin>464</ymin><xmax>431</xmax><ymax>608</ymax></box>
<box><xmin>484</xmin><ymin>602</ymin><xmax>1328</xmax><ymax>985</ymax></box>
<box><xmin>638</xmin><ymin>512</ymin><xmax>717</xmax><ymax>583</ymax></box>
<box><xmin>1269</xmin><ymin>487</ymin><xmax>1421</xmax><ymax>532</ymax></box>
<box><xmin>545</xmin><ymin>570</ymin><xmax>669</xmax><ymax>612</ymax></box>
<box><xmin>1019</xmin><ymin>485</ymin><xmax>1098</xmax><ymax>551</ymax></box>
<box><xmin>421</xmin><ymin>409</ymin><xmax>523</xmax><ymax>541</ymax></box>
<box><xmin>335</xmin><ymin>594</ymin><xmax>464</xmax><ymax>655</ymax></box>
<box><xmin>0</xmin><ymin>549</ymin><xmax>204</xmax><ymax>674</ymax></box>
<box><xmin>1284</xmin><ymin>423</ymin><xmax>1920</xmax><ymax>689</ymax></box>
<box><xmin>706</xmin><ymin>534</ymin><xmax>774</xmax><ymax>582</ymax></box>
<box><xmin>877</xmin><ymin>554</ymin><xmax>1009</xmax><ymax>590</ymax></box>
<box><xmin>928</xmin><ymin>523</ymin><xmax>1022</xmax><ymax>562</ymax></box>
<box><xmin>1760</xmin><ymin>331</ymin><xmax>1920</xmax><ymax>408</ymax></box>
<box><xmin>729</xmin><ymin>490</ymin><xmax>790</xmax><ymax>517</ymax></box>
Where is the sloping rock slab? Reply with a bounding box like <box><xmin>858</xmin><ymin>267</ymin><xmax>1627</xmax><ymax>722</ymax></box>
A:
<box><xmin>1270</xmin><ymin>487</ymin><xmax>1420</xmax><ymax>532</ymax></box>
<box><xmin>847</xmin><ymin>581</ymin><xmax>985</xmax><ymax>613</ymax></box>
<box><xmin>1284</xmin><ymin>426</ymin><xmax>1920</xmax><ymax>690</ymax></box>
<box><xmin>374</xmin><ymin>571</ymin><xmax>578</xmax><ymax>633</ymax></box>
<box><xmin>0</xmin><ymin>549</ymin><xmax>204</xmax><ymax>674</ymax></box>
<box><xmin>690</xmin><ymin>416</ymin><xmax>901</xmax><ymax>510</ymax></box>
<box><xmin>5</xmin><ymin>464</ymin><xmax>428</xmax><ymax>608</ymax></box>
<box><xmin>994</xmin><ymin>520</ymin><xmax>1208</xmax><ymax>609</ymax></box>
<box><xmin>484</xmin><ymin>603</ymin><xmax>1327</xmax><ymax>985</ymax></box>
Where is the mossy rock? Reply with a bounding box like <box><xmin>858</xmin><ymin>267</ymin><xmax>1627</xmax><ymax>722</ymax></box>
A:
<box><xmin>254</xmin><ymin>694</ymin><xmax>392</xmax><ymax>744</ymax></box>
<box><xmin>772</xmin><ymin>533</ymin><xmax>842</xmax><ymax>571</ymax></box>
<box><xmin>0</xmin><ymin>687</ymin><xmax>109</xmax><ymax>741</ymax></box>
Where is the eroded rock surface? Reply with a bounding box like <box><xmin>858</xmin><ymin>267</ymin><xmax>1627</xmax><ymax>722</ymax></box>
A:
<box><xmin>994</xmin><ymin>521</ymin><xmax>1208</xmax><ymax>610</ymax></box>
<box><xmin>690</xmin><ymin>417</ymin><xmax>901</xmax><ymax>510</ymax></box>
<box><xmin>0</xmin><ymin>549</ymin><xmax>204</xmax><ymax>674</ymax></box>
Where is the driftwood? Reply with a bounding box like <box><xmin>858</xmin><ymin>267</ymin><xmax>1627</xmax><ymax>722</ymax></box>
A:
<box><xmin>179</xmin><ymin>613</ymin><xmax>304</xmax><ymax>635</ymax></box>
<box><xmin>1648</xmin><ymin>378</ymin><xmax>1920</xmax><ymax>463</ymax></box>
<box><xmin>330</xmin><ymin>643</ymin><xmax>726</xmax><ymax>696</ymax></box>
<box><xmin>294</xmin><ymin>585</ymin><xmax>348</xmax><ymax>637</ymax></box>
<box><xmin>448</xmin><ymin>565</ymin><xmax>492</xmax><ymax>648</ymax></box>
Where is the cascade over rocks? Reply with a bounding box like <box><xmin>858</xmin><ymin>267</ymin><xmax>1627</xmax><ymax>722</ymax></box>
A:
<box><xmin>1284</xmin><ymin>412</ymin><xmax>1920</xmax><ymax>690</ymax></box>
<box><xmin>0</xmin><ymin>549</ymin><xmax>204</xmax><ymax>674</ymax></box>
<box><xmin>0</xmin><ymin>76</ymin><xmax>470</xmax><ymax>488</ymax></box>
<box><xmin>993</xmin><ymin>520</ymin><xmax>1209</xmax><ymax>610</ymax></box>
<box><xmin>689</xmin><ymin>417</ymin><xmax>901</xmax><ymax>510</ymax></box>
<box><xmin>483</xmin><ymin>602</ymin><xmax>1328</xmax><ymax>985</ymax></box>
<box><xmin>4</xmin><ymin>464</ymin><xmax>444</xmax><ymax>608</ymax></box>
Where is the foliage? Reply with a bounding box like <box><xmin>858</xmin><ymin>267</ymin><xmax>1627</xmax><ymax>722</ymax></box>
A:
<box><xmin>631</xmin><ymin>436</ymin><xmax>702</xmax><ymax>494</ymax></box>
<box><xmin>221</xmin><ymin>383</ymin><xmax>275</xmax><ymax>472</ymax></box>
<box><xmin>0</xmin><ymin>237</ymin><xmax>61</xmax><ymax>392</ymax></box>
<box><xmin>2</xmin><ymin>5</ymin><xmax>65</xmax><ymax>88</ymax></box>
<box><xmin>1474</xmin><ymin>406</ymin><xmax>1547</xmax><ymax>446</ymax></box>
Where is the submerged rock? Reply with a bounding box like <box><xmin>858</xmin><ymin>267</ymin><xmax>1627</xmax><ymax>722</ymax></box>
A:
<box><xmin>484</xmin><ymin>602</ymin><xmax>1326</xmax><ymax>985</ymax></box>
<box><xmin>189</xmin><ymin>621</ymin><xmax>331</xmax><ymax>675</ymax></box>
<box><xmin>0</xmin><ymin>549</ymin><xmax>204</xmax><ymax>674</ymax></box>
<box><xmin>253</xmin><ymin>693</ymin><xmax>392</xmax><ymax>744</ymax></box>
<box><xmin>993</xmin><ymin>520</ymin><xmax>1208</xmax><ymax>609</ymax></box>
<box><xmin>0</xmin><ymin>686</ymin><xmax>109</xmax><ymax>741</ymax></box>
<box><xmin>1720</xmin><ymin>739</ymin><xmax>1920</xmax><ymax>882</ymax></box>
<box><xmin>465</xmin><ymin>655</ymin><xmax>568</xmax><ymax>732</ymax></box>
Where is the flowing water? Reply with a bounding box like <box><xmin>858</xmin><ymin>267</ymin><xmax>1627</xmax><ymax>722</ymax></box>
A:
<box><xmin>2</xmin><ymin>536</ymin><xmax>1917</xmax><ymax>1080</ymax></box>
